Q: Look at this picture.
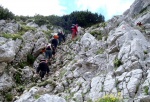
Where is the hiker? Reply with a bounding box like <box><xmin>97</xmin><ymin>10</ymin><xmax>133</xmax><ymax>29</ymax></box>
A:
<box><xmin>51</xmin><ymin>35</ymin><xmax>59</xmax><ymax>50</ymax></box>
<box><xmin>136</xmin><ymin>22</ymin><xmax>142</xmax><ymax>26</ymax></box>
<box><xmin>71</xmin><ymin>24</ymin><xmax>78</xmax><ymax>40</ymax></box>
<box><xmin>61</xmin><ymin>31</ymin><xmax>66</xmax><ymax>43</ymax></box>
<box><xmin>58</xmin><ymin>30</ymin><xmax>63</xmax><ymax>45</ymax></box>
<box><xmin>36</xmin><ymin>59</ymin><xmax>50</xmax><ymax>81</ymax></box>
<box><xmin>71</xmin><ymin>25</ymin><xmax>75</xmax><ymax>39</ymax></box>
<box><xmin>45</xmin><ymin>43</ymin><xmax>52</xmax><ymax>62</ymax></box>
<box><xmin>51</xmin><ymin>44</ymin><xmax>56</xmax><ymax>58</ymax></box>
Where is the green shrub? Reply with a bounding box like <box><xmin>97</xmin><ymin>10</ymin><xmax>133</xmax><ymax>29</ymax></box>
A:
<box><xmin>97</xmin><ymin>35</ymin><xmax>103</xmax><ymax>40</ymax></box>
<box><xmin>34</xmin><ymin>16</ymin><xmax>49</xmax><ymax>26</ymax></box>
<box><xmin>34</xmin><ymin>94</ymin><xmax>40</xmax><ymax>99</ymax></box>
<box><xmin>26</xmin><ymin>19</ymin><xmax>34</xmax><ymax>23</ymax></box>
<box><xmin>96</xmin><ymin>49</ymin><xmax>104</xmax><ymax>54</ymax></box>
<box><xmin>27</xmin><ymin>54</ymin><xmax>36</xmax><ymax>65</ymax></box>
<box><xmin>43</xmin><ymin>30</ymin><xmax>53</xmax><ymax>39</ymax></box>
<box><xmin>95</xmin><ymin>93</ymin><xmax>122</xmax><ymax>102</ymax></box>
<box><xmin>59</xmin><ymin>69</ymin><xmax>67</xmax><ymax>78</ymax></box>
<box><xmin>114</xmin><ymin>58</ymin><xmax>122</xmax><ymax>68</ymax></box>
<box><xmin>38</xmin><ymin>79</ymin><xmax>56</xmax><ymax>87</ymax></box>
<box><xmin>93</xmin><ymin>24</ymin><xmax>100</xmax><ymax>28</ymax></box>
<box><xmin>13</xmin><ymin>71</ymin><xmax>22</xmax><ymax>84</ymax></box>
<box><xmin>16</xmin><ymin>85</ymin><xmax>25</xmax><ymax>93</ymax></box>
<box><xmin>18</xmin><ymin>62</ymin><xmax>28</xmax><ymax>69</ymax></box>
<box><xmin>87</xmin><ymin>99</ymin><xmax>93</xmax><ymax>102</ymax></box>
<box><xmin>90</xmin><ymin>31</ymin><xmax>102</xmax><ymax>40</ymax></box>
<box><xmin>101</xmin><ymin>22</ymin><xmax>107</xmax><ymax>28</ymax></box>
<box><xmin>85</xmin><ymin>47</ymin><xmax>89</xmax><ymax>52</ymax></box>
<box><xmin>100</xmin><ymin>86</ymin><xmax>104</xmax><ymax>92</ymax></box>
<box><xmin>144</xmin><ymin>50</ymin><xmax>148</xmax><ymax>54</ymax></box>
<box><xmin>20</xmin><ymin>25</ymin><xmax>36</xmax><ymax>32</ymax></box>
<box><xmin>1</xmin><ymin>33</ymin><xmax>22</xmax><ymax>40</ymax></box>
<box><xmin>15</xmin><ymin>15</ymin><xmax>30</xmax><ymax>22</ymax></box>
<box><xmin>65</xmin><ymin>92</ymin><xmax>75</xmax><ymax>102</ymax></box>
<box><xmin>144</xmin><ymin>86</ymin><xmax>149</xmax><ymax>95</ymax></box>
<box><xmin>5</xmin><ymin>93</ymin><xmax>13</xmax><ymax>101</ymax></box>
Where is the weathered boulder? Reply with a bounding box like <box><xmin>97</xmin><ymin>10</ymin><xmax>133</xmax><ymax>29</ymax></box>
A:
<box><xmin>125</xmin><ymin>0</ymin><xmax>150</xmax><ymax>18</ymax></box>
<box><xmin>0</xmin><ymin>20</ymin><xmax>20</xmax><ymax>34</ymax></box>
<box><xmin>35</xmin><ymin>94</ymin><xmax>66</xmax><ymax>102</ymax></box>
<box><xmin>14</xmin><ymin>87</ymin><xmax>39</xmax><ymax>102</ymax></box>
<box><xmin>89</xmin><ymin>76</ymin><xmax>105</xmax><ymax>101</ymax></box>
<box><xmin>0</xmin><ymin>38</ymin><xmax>22</xmax><ymax>62</ymax></box>
<box><xmin>26</xmin><ymin>22</ymin><xmax>38</xmax><ymax>28</ymax></box>
<box><xmin>0</xmin><ymin>62</ymin><xmax>7</xmax><ymax>75</ymax></box>
<box><xmin>15</xmin><ymin>31</ymin><xmax>48</xmax><ymax>62</ymax></box>
<box><xmin>0</xmin><ymin>73</ymin><xmax>14</xmax><ymax>91</ymax></box>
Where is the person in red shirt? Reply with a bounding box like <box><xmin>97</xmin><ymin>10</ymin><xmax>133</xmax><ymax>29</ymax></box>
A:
<box><xmin>71</xmin><ymin>24</ymin><xmax>78</xmax><ymax>40</ymax></box>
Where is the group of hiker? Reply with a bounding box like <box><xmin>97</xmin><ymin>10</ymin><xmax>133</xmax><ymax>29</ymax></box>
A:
<box><xmin>36</xmin><ymin>24</ymin><xmax>79</xmax><ymax>81</ymax></box>
<box><xmin>36</xmin><ymin>30</ymin><xmax>66</xmax><ymax>81</ymax></box>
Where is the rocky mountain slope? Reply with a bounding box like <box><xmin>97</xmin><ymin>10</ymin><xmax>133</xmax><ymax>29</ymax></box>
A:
<box><xmin>0</xmin><ymin>0</ymin><xmax>150</xmax><ymax>102</ymax></box>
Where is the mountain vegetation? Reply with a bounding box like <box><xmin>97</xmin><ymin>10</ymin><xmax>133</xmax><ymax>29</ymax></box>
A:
<box><xmin>0</xmin><ymin>0</ymin><xmax>150</xmax><ymax>101</ymax></box>
<box><xmin>0</xmin><ymin>5</ymin><xmax>15</xmax><ymax>20</ymax></box>
<box><xmin>0</xmin><ymin>5</ymin><xmax>105</xmax><ymax>32</ymax></box>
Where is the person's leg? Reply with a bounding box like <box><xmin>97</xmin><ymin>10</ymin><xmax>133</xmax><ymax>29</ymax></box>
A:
<box><xmin>52</xmin><ymin>50</ymin><xmax>55</xmax><ymax>58</ymax></box>
<box><xmin>49</xmin><ymin>50</ymin><xmax>52</xmax><ymax>59</ymax></box>
<box><xmin>47</xmin><ymin>50</ymin><xmax>52</xmax><ymax>64</ymax></box>
<box><xmin>40</xmin><ymin>71</ymin><xmax>46</xmax><ymax>81</ymax></box>
<box><xmin>62</xmin><ymin>35</ymin><xmax>65</xmax><ymax>42</ymax></box>
<box><xmin>75</xmin><ymin>32</ymin><xmax>77</xmax><ymax>38</ymax></box>
<box><xmin>45</xmin><ymin>50</ymin><xmax>49</xmax><ymax>60</ymax></box>
<box><xmin>59</xmin><ymin>37</ymin><xmax>62</xmax><ymax>45</ymax></box>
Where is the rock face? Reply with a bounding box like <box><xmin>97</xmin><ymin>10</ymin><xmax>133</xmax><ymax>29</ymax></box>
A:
<box><xmin>14</xmin><ymin>87</ymin><xmax>38</xmax><ymax>102</ymax></box>
<box><xmin>125</xmin><ymin>0</ymin><xmax>150</xmax><ymax>18</ymax></box>
<box><xmin>0</xmin><ymin>73</ymin><xmax>14</xmax><ymax>91</ymax></box>
<box><xmin>0</xmin><ymin>0</ymin><xmax>150</xmax><ymax>102</ymax></box>
<box><xmin>0</xmin><ymin>38</ymin><xmax>22</xmax><ymax>62</ymax></box>
<box><xmin>0</xmin><ymin>20</ymin><xmax>20</xmax><ymax>34</ymax></box>
<box><xmin>35</xmin><ymin>94</ymin><xmax>66</xmax><ymax>102</ymax></box>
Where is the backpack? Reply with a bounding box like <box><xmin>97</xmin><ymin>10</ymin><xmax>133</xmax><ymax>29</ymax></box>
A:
<box><xmin>41</xmin><ymin>47</ymin><xmax>46</xmax><ymax>53</ymax></box>
<box><xmin>54</xmin><ymin>35</ymin><xmax>59</xmax><ymax>39</ymax></box>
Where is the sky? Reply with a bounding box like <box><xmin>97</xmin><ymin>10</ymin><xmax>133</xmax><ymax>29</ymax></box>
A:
<box><xmin>0</xmin><ymin>0</ymin><xmax>135</xmax><ymax>21</ymax></box>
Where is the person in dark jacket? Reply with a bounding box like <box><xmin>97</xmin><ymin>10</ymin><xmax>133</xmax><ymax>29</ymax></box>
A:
<box><xmin>51</xmin><ymin>44</ymin><xmax>56</xmax><ymax>58</ymax></box>
<box><xmin>61</xmin><ymin>31</ymin><xmax>66</xmax><ymax>43</ymax></box>
<box><xmin>51</xmin><ymin>36</ymin><xmax>58</xmax><ymax>49</ymax></box>
<box><xmin>36</xmin><ymin>59</ymin><xmax>50</xmax><ymax>80</ymax></box>
<box><xmin>58</xmin><ymin>31</ymin><xmax>63</xmax><ymax>45</ymax></box>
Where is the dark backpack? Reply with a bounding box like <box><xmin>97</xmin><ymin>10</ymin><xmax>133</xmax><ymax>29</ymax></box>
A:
<box><xmin>46</xmin><ymin>46</ymin><xmax>51</xmax><ymax>50</ymax></box>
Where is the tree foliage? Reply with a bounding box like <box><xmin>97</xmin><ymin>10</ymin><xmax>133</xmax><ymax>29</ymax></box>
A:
<box><xmin>0</xmin><ymin>5</ymin><xmax>15</xmax><ymax>20</ymax></box>
<box><xmin>0</xmin><ymin>6</ymin><xmax>105</xmax><ymax>31</ymax></box>
<box><xmin>61</xmin><ymin>10</ymin><xmax>105</xmax><ymax>30</ymax></box>
<box><xmin>19</xmin><ymin>10</ymin><xmax>104</xmax><ymax>31</ymax></box>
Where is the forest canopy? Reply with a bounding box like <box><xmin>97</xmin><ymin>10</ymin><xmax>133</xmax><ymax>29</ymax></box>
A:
<box><xmin>0</xmin><ymin>5</ymin><xmax>105</xmax><ymax>31</ymax></box>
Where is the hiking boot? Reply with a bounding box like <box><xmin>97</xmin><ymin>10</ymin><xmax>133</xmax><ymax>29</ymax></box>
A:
<box><xmin>43</xmin><ymin>77</ymin><xmax>47</xmax><ymax>80</ymax></box>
